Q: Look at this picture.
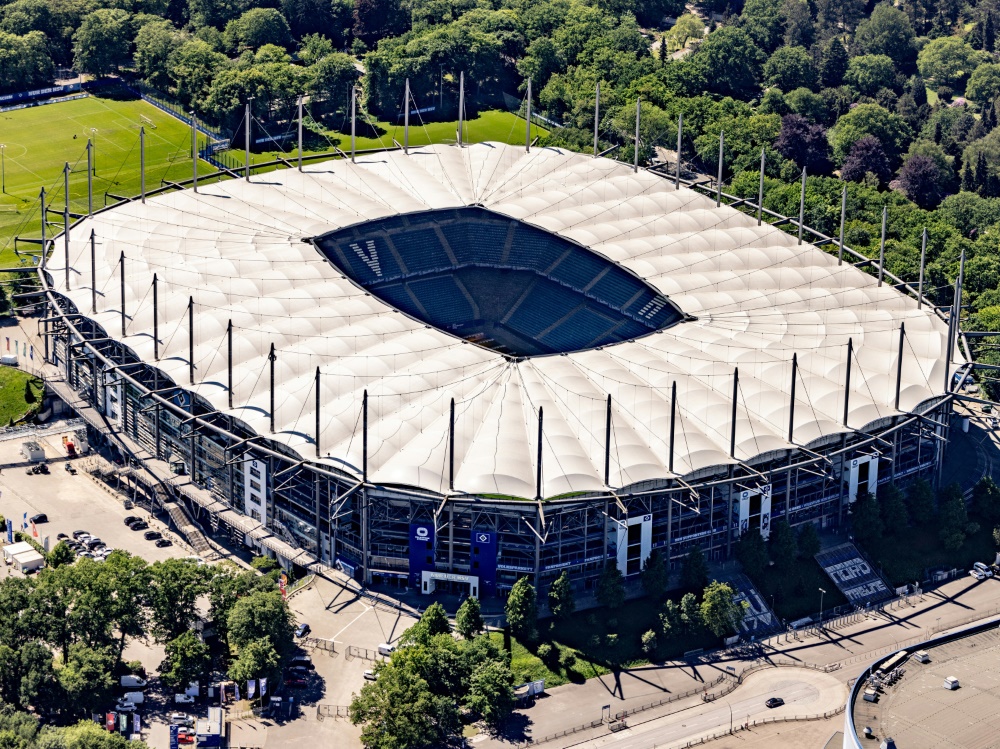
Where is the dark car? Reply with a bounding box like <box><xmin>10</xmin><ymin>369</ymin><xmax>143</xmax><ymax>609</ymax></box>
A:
<box><xmin>295</xmin><ymin>623</ymin><xmax>310</xmax><ymax>638</ymax></box>
<box><xmin>154</xmin><ymin>538</ymin><xmax>173</xmax><ymax>548</ymax></box>
<box><xmin>56</xmin><ymin>533</ymin><xmax>68</xmax><ymax>540</ymax></box>
<box><xmin>289</xmin><ymin>656</ymin><xmax>314</xmax><ymax>670</ymax></box>
<box><xmin>765</xmin><ymin>697</ymin><xmax>784</xmax><ymax>709</ymax></box>
<box><xmin>85</xmin><ymin>538</ymin><xmax>104</xmax><ymax>549</ymax></box>
<box><xmin>29</xmin><ymin>513</ymin><xmax>48</xmax><ymax>524</ymax></box>
<box><xmin>72</xmin><ymin>530</ymin><xmax>89</xmax><ymax>539</ymax></box>
<box><xmin>129</xmin><ymin>521</ymin><xmax>149</xmax><ymax>531</ymax></box>
<box><xmin>143</xmin><ymin>531</ymin><xmax>162</xmax><ymax>541</ymax></box>
<box><xmin>124</xmin><ymin>516</ymin><xmax>140</xmax><ymax>525</ymax></box>
<box><xmin>283</xmin><ymin>675</ymin><xmax>307</xmax><ymax>688</ymax></box>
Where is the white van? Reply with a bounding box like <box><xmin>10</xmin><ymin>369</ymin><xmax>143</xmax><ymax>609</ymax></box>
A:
<box><xmin>913</xmin><ymin>651</ymin><xmax>930</xmax><ymax>663</ymax></box>
<box><xmin>377</xmin><ymin>643</ymin><xmax>396</xmax><ymax>657</ymax></box>
<box><xmin>974</xmin><ymin>562</ymin><xmax>993</xmax><ymax>578</ymax></box>
<box><xmin>944</xmin><ymin>676</ymin><xmax>960</xmax><ymax>690</ymax></box>
<box><xmin>122</xmin><ymin>691</ymin><xmax>144</xmax><ymax>704</ymax></box>
<box><xmin>120</xmin><ymin>675</ymin><xmax>147</xmax><ymax>688</ymax></box>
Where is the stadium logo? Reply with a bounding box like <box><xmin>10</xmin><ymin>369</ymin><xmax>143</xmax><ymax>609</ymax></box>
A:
<box><xmin>414</xmin><ymin>526</ymin><xmax>429</xmax><ymax>540</ymax></box>
<box><xmin>349</xmin><ymin>240</ymin><xmax>382</xmax><ymax>277</ymax></box>
<box><xmin>477</xmin><ymin>533</ymin><xmax>490</xmax><ymax>543</ymax></box>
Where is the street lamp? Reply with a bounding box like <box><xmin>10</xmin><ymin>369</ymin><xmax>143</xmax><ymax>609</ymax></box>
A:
<box><xmin>0</xmin><ymin>144</ymin><xmax>5</xmax><ymax>193</ymax></box>
<box><xmin>726</xmin><ymin>699</ymin><xmax>733</xmax><ymax>733</ymax></box>
<box><xmin>818</xmin><ymin>587</ymin><xmax>826</xmax><ymax>626</ymax></box>
<box><xmin>90</xmin><ymin>129</ymin><xmax>98</xmax><ymax>175</ymax></box>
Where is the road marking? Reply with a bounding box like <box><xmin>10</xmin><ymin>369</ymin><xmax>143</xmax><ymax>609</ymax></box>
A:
<box><xmin>331</xmin><ymin>604</ymin><xmax>372</xmax><ymax>641</ymax></box>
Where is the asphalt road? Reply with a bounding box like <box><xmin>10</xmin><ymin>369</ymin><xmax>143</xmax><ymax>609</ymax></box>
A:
<box><xmin>568</xmin><ymin>668</ymin><xmax>846</xmax><ymax>749</ymax></box>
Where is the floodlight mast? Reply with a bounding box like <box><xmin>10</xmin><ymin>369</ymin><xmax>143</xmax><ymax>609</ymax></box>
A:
<box><xmin>86</xmin><ymin>139</ymin><xmax>93</xmax><ymax>216</ymax></box>
<box><xmin>191</xmin><ymin>113</ymin><xmax>198</xmax><ymax>193</ymax></box>
<box><xmin>245</xmin><ymin>99</ymin><xmax>252</xmax><ymax>182</ymax></box>
<box><xmin>458</xmin><ymin>72</ymin><xmax>465</xmax><ymax>147</ymax></box>
<box><xmin>351</xmin><ymin>86</ymin><xmax>356</xmax><ymax>163</ymax></box>
<box><xmin>140</xmin><ymin>126</ymin><xmax>145</xmax><ymax>203</ymax></box>
<box><xmin>525</xmin><ymin>78</ymin><xmax>531</xmax><ymax>154</ymax></box>
<box><xmin>593</xmin><ymin>82</ymin><xmax>600</xmax><ymax>158</ymax></box>
<box><xmin>633</xmin><ymin>97</ymin><xmax>640</xmax><ymax>173</ymax></box>
<box><xmin>298</xmin><ymin>95</ymin><xmax>303</xmax><ymax>171</ymax></box>
<box><xmin>63</xmin><ymin>162</ymin><xmax>70</xmax><ymax>289</ymax></box>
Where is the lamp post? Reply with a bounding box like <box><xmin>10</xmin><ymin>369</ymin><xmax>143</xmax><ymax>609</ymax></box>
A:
<box><xmin>0</xmin><ymin>144</ymin><xmax>5</xmax><ymax>193</ymax></box>
<box><xmin>818</xmin><ymin>587</ymin><xmax>826</xmax><ymax>627</ymax></box>
<box><xmin>89</xmin><ymin>129</ymin><xmax>98</xmax><ymax>174</ymax></box>
<box><xmin>726</xmin><ymin>700</ymin><xmax>733</xmax><ymax>733</ymax></box>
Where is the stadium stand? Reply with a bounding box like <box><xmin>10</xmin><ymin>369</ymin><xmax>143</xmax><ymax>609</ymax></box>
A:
<box><xmin>315</xmin><ymin>207</ymin><xmax>684</xmax><ymax>356</ymax></box>
<box><xmin>815</xmin><ymin>543</ymin><xmax>893</xmax><ymax>604</ymax></box>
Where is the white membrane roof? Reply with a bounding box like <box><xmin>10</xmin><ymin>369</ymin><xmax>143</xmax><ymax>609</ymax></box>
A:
<box><xmin>53</xmin><ymin>143</ymin><xmax>955</xmax><ymax>499</ymax></box>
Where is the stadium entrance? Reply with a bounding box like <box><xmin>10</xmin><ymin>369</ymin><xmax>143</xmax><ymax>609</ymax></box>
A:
<box><xmin>313</xmin><ymin>207</ymin><xmax>685</xmax><ymax>357</ymax></box>
<box><xmin>421</xmin><ymin>570</ymin><xmax>479</xmax><ymax>598</ymax></box>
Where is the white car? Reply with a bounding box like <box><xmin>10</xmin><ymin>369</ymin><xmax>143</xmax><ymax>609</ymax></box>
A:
<box><xmin>115</xmin><ymin>700</ymin><xmax>137</xmax><ymax>713</ymax></box>
<box><xmin>174</xmin><ymin>694</ymin><xmax>195</xmax><ymax>704</ymax></box>
<box><xmin>970</xmin><ymin>569</ymin><xmax>986</xmax><ymax>580</ymax></box>
<box><xmin>169</xmin><ymin>713</ymin><xmax>193</xmax><ymax>726</ymax></box>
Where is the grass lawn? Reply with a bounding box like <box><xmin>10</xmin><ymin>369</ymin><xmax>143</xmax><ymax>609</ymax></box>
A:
<box><xmin>217</xmin><ymin>109</ymin><xmax>547</xmax><ymax>170</ymax></box>
<box><xmin>0</xmin><ymin>365</ymin><xmax>43</xmax><ymax>425</ymax></box>
<box><xmin>489</xmin><ymin>631</ymin><xmax>607</xmax><ymax>688</ymax></box>
<box><xmin>864</xmin><ymin>524</ymin><xmax>996</xmax><ymax>587</ymax></box>
<box><xmin>0</xmin><ymin>92</ymin><xmax>208</xmax><ymax>263</ymax></box>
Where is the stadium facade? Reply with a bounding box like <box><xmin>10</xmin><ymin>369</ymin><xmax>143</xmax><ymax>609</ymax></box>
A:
<box><xmin>38</xmin><ymin>144</ymin><xmax>957</xmax><ymax>598</ymax></box>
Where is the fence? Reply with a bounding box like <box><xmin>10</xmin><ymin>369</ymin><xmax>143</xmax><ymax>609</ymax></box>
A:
<box><xmin>345</xmin><ymin>645</ymin><xmax>379</xmax><ymax>661</ymax></box>
<box><xmin>120</xmin><ymin>80</ymin><xmax>227</xmax><ymax>143</ymax></box>
<box><xmin>662</xmin><ymin>705</ymin><xmax>847</xmax><ymax>749</ymax></box>
<box><xmin>315</xmin><ymin>704</ymin><xmax>350</xmax><ymax>721</ymax></box>
<box><xmin>301</xmin><ymin>636</ymin><xmax>338</xmax><ymax>656</ymax></box>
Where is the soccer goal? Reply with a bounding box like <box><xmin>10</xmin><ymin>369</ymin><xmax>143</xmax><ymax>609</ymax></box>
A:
<box><xmin>139</xmin><ymin>114</ymin><xmax>157</xmax><ymax>129</ymax></box>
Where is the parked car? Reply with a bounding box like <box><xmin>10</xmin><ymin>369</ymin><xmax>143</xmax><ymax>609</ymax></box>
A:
<box><xmin>177</xmin><ymin>729</ymin><xmax>195</xmax><ymax>745</ymax></box>
<box><xmin>120</xmin><ymin>675</ymin><xmax>148</xmax><ymax>688</ymax></box>
<box><xmin>183</xmin><ymin>556</ymin><xmax>205</xmax><ymax>566</ymax></box>
<box><xmin>29</xmin><ymin>514</ymin><xmax>47</xmax><ymax>524</ymax></box>
<box><xmin>85</xmin><ymin>538</ymin><xmax>104</xmax><ymax>549</ymax></box>
<box><xmin>168</xmin><ymin>713</ymin><xmax>193</xmax><ymax>726</ymax></box>
<box><xmin>155</xmin><ymin>538</ymin><xmax>173</xmax><ymax>548</ymax></box>
<box><xmin>56</xmin><ymin>533</ymin><xmax>68</xmax><ymax>540</ymax></box>
<box><xmin>129</xmin><ymin>521</ymin><xmax>149</xmax><ymax>531</ymax></box>
<box><xmin>123</xmin><ymin>516</ymin><xmax>140</xmax><ymax>525</ymax></box>
<box><xmin>289</xmin><ymin>655</ymin><xmax>314</xmax><ymax>670</ymax></box>
<box><xmin>970</xmin><ymin>569</ymin><xmax>986</xmax><ymax>580</ymax></box>
<box><xmin>284</xmin><ymin>676</ymin><xmax>307</xmax><ymax>688</ymax></box>
<box><xmin>114</xmin><ymin>700</ymin><xmax>137</xmax><ymax>713</ymax></box>
<box><xmin>295</xmin><ymin>623</ymin><xmax>310</xmax><ymax>638</ymax></box>
<box><xmin>72</xmin><ymin>530</ymin><xmax>89</xmax><ymax>539</ymax></box>
<box><xmin>363</xmin><ymin>670</ymin><xmax>376</xmax><ymax>681</ymax></box>
<box><xmin>143</xmin><ymin>531</ymin><xmax>162</xmax><ymax>541</ymax></box>
<box><xmin>174</xmin><ymin>694</ymin><xmax>195</xmax><ymax>704</ymax></box>
<box><xmin>765</xmin><ymin>697</ymin><xmax>784</xmax><ymax>708</ymax></box>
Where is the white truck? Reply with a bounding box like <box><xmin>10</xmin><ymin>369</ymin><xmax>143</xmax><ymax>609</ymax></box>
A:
<box><xmin>120</xmin><ymin>675</ymin><xmax>148</xmax><ymax>688</ymax></box>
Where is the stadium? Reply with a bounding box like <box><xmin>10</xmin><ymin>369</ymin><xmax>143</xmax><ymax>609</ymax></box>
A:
<box><xmin>37</xmin><ymin>142</ymin><xmax>957</xmax><ymax>599</ymax></box>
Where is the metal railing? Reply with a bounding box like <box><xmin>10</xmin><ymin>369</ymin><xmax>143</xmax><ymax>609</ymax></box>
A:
<box><xmin>315</xmin><ymin>704</ymin><xmax>350</xmax><ymax>721</ymax></box>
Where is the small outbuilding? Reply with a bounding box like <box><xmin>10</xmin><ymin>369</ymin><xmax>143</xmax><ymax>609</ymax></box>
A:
<box><xmin>11</xmin><ymin>549</ymin><xmax>45</xmax><ymax>573</ymax></box>
<box><xmin>2</xmin><ymin>541</ymin><xmax>34</xmax><ymax>564</ymax></box>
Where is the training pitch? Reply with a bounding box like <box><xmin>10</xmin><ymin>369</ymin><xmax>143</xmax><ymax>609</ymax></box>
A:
<box><xmin>0</xmin><ymin>94</ymin><xmax>204</xmax><ymax>263</ymax></box>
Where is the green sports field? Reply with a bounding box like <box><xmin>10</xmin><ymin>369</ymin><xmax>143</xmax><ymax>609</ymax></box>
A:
<box><xmin>0</xmin><ymin>94</ymin><xmax>205</xmax><ymax>265</ymax></box>
<box><xmin>216</xmin><ymin>109</ymin><xmax>547</xmax><ymax>170</ymax></box>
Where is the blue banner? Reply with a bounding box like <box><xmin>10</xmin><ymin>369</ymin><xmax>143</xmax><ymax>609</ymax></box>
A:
<box><xmin>471</xmin><ymin>529</ymin><xmax>498</xmax><ymax>597</ymax></box>
<box><xmin>169</xmin><ymin>724</ymin><xmax>178</xmax><ymax>749</ymax></box>
<box><xmin>0</xmin><ymin>83</ymin><xmax>81</xmax><ymax>105</ymax></box>
<box><xmin>5</xmin><ymin>519</ymin><xmax>11</xmax><ymax>544</ymax></box>
<box><xmin>409</xmin><ymin>522</ymin><xmax>435</xmax><ymax>589</ymax></box>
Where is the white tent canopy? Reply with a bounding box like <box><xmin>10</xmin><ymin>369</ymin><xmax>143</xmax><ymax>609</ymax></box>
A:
<box><xmin>53</xmin><ymin>144</ymin><xmax>955</xmax><ymax>499</ymax></box>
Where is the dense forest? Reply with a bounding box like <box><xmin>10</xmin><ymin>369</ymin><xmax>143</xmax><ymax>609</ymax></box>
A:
<box><xmin>3</xmin><ymin>0</ymin><xmax>1000</xmax><ymax>378</ymax></box>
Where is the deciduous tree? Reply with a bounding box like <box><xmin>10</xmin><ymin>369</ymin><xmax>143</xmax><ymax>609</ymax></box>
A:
<box><xmin>596</xmin><ymin>561</ymin><xmax>625</xmax><ymax>611</ymax></box>
<box><xmin>455</xmin><ymin>596</ymin><xmax>484</xmax><ymax>640</ymax></box>
<box><xmin>505</xmin><ymin>577</ymin><xmax>537</xmax><ymax>642</ymax></box>
<box><xmin>547</xmin><ymin>571</ymin><xmax>575</xmax><ymax>620</ymax></box>
<box><xmin>700</xmin><ymin>581</ymin><xmax>745</xmax><ymax>637</ymax></box>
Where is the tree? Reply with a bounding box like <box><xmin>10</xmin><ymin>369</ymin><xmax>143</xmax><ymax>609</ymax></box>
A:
<box><xmin>938</xmin><ymin>482</ymin><xmax>974</xmax><ymax>551</ymax></box>
<box><xmin>352</xmin><ymin>0</ymin><xmax>408</xmax><ymax>49</ymax></box>
<box><xmin>906</xmin><ymin>479</ymin><xmax>936</xmax><ymax>525</ymax></box>
<box><xmin>993</xmin><ymin>526</ymin><xmax>1000</xmax><ymax>549</ymax></box>
<box><xmin>661</xmin><ymin>14</ymin><xmax>704</xmax><ymax>54</ymax></box>
<box><xmin>660</xmin><ymin>599</ymin><xmax>681</xmax><ymax>636</ymax></box>
<box><xmin>641</xmin><ymin>629</ymin><xmax>658</xmax><ymax>656</ymax></box>
<box><xmin>786</xmin><ymin>88</ymin><xmax>827</xmax><ymax>122</ymax></box>
<box><xmin>679</xmin><ymin>592</ymin><xmax>701</xmax><ymax>631</ymax></box>
<box><xmin>737</xmin><ymin>0</ymin><xmax>784</xmax><ymax>54</ymax></box>
<box><xmin>308</xmin><ymin>52</ymin><xmax>359</xmax><ymax>106</ymax></box>
<box><xmin>101</xmin><ymin>551</ymin><xmax>152</xmax><ymax>665</ymax></box>
<box><xmin>455</xmin><ymin>597</ymin><xmax>484</xmax><ymax>640</ymax></box>
<box><xmin>853</xmin><ymin>3</ymin><xmax>916</xmax><ymax>71</ymax></box>
<box><xmin>680</xmin><ymin>546</ymin><xmax>708</xmax><ymax>591</ymax></box>
<box><xmin>691</xmin><ymin>27</ymin><xmax>763</xmax><ymax>98</ymax></box>
<box><xmin>0</xmin><ymin>30</ymin><xmax>53</xmax><ymax>95</ymax></box>
<box><xmin>224</xmin><ymin>8</ymin><xmax>292</xmax><ymax>52</ymax></box>
<box><xmin>596</xmin><ymin>561</ymin><xmax>625</xmax><ymax>611</ymax></box>
<box><xmin>465</xmin><ymin>659</ymin><xmax>514</xmax><ymax>730</ymax></box>
<box><xmin>350</xmin><ymin>661</ymin><xmax>458</xmax><ymax>749</ymax></box>
<box><xmin>776</xmin><ymin>114</ymin><xmax>831</xmax><ymax>173</ymax></box>
<box><xmin>967</xmin><ymin>63</ymin><xmax>1000</xmax><ymax>106</ymax></box>
<box><xmin>207</xmin><ymin>566</ymin><xmax>274</xmax><ymax>647</ymax></box>
<box><xmin>228</xmin><ymin>637</ymin><xmax>281</xmax><ymax>691</ymax></box>
<box><xmin>899</xmin><ymin>154</ymin><xmax>945</xmax><ymax>209</ymax></box>
<box><xmin>917</xmin><ymin>37</ymin><xmax>983</xmax><ymax>88</ymax></box>
<box><xmin>226</xmin><ymin>590</ymin><xmax>295</xmax><ymax>656</ymax></box>
<box><xmin>168</xmin><ymin>39</ymin><xmax>228</xmax><ymax>110</ymax></box>
<box><xmin>830</xmin><ymin>104</ymin><xmax>912</xmax><ymax>168</ymax></box>
<box><xmin>148</xmin><ymin>559</ymin><xmax>207</xmax><ymax>642</ymax></box>
<box><xmin>73</xmin><ymin>8</ymin><xmax>131</xmax><ymax>77</ymax></box>
<box><xmin>47</xmin><ymin>542</ymin><xmax>74</xmax><ymax>569</ymax></box>
<box><xmin>763</xmin><ymin>46</ymin><xmax>816</xmax><ymax>92</ymax></box>
<box><xmin>700</xmin><ymin>581</ymin><xmax>745</xmax><ymax>637</ymax></box>
<box><xmin>59</xmin><ymin>644</ymin><xmax>115</xmax><ymax>717</ymax></box>
<box><xmin>819</xmin><ymin>38</ymin><xmax>848</xmax><ymax>88</ymax></box>
<box><xmin>768</xmin><ymin>519</ymin><xmax>798</xmax><ymax>572</ymax></box>
<box><xmin>972</xmin><ymin>477</ymin><xmax>1000</xmax><ymax>526</ymax></box>
<box><xmin>18</xmin><ymin>641</ymin><xmax>61</xmax><ymax>715</ymax></box>
<box><xmin>797</xmin><ymin>522</ymin><xmax>821</xmax><ymax>559</ymax></box>
<box><xmin>134</xmin><ymin>19</ymin><xmax>181</xmax><ymax>90</ymax></box>
<box><xmin>159</xmin><ymin>630</ymin><xmax>210</xmax><ymax>690</ymax></box>
<box><xmin>547</xmin><ymin>571</ymin><xmax>575</xmax><ymax>620</ymax></box>
<box><xmin>505</xmin><ymin>578</ymin><xmax>537</xmax><ymax>642</ymax></box>
<box><xmin>640</xmin><ymin>549</ymin><xmax>668</xmax><ymax>599</ymax></box>
<box><xmin>845</xmin><ymin>55</ymin><xmax>898</xmax><ymax>98</ymax></box>
<box><xmin>735</xmin><ymin>530</ymin><xmax>768</xmax><ymax>580</ymax></box>
<box><xmin>841</xmin><ymin>136</ymin><xmax>893</xmax><ymax>185</ymax></box>
<box><xmin>418</xmin><ymin>602</ymin><xmax>451</xmax><ymax>638</ymax></box>
<box><xmin>851</xmin><ymin>492</ymin><xmax>883</xmax><ymax>549</ymax></box>
<box><xmin>877</xmin><ymin>483</ymin><xmax>910</xmax><ymax>535</ymax></box>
